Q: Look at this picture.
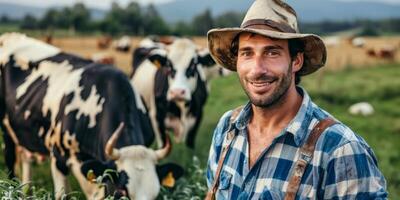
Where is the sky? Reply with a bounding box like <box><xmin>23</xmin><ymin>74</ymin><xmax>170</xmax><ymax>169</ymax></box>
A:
<box><xmin>0</xmin><ymin>0</ymin><xmax>399</xmax><ymax>9</ymax></box>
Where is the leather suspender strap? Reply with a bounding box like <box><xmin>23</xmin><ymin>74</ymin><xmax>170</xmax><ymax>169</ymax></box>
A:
<box><xmin>205</xmin><ymin>106</ymin><xmax>243</xmax><ymax>200</ymax></box>
<box><xmin>285</xmin><ymin>118</ymin><xmax>337</xmax><ymax>200</ymax></box>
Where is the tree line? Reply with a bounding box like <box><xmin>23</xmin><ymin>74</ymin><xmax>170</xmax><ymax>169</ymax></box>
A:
<box><xmin>0</xmin><ymin>2</ymin><xmax>399</xmax><ymax>36</ymax></box>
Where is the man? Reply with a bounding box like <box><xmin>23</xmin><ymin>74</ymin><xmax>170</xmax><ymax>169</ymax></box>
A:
<box><xmin>206</xmin><ymin>0</ymin><xmax>387</xmax><ymax>199</ymax></box>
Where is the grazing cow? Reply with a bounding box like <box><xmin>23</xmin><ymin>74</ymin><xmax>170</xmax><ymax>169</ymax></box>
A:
<box><xmin>323</xmin><ymin>36</ymin><xmax>340</xmax><ymax>47</ymax></box>
<box><xmin>349</xmin><ymin>102</ymin><xmax>374</xmax><ymax>116</ymax></box>
<box><xmin>365</xmin><ymin>46</ymin><xmax>396</xmax><ymax>60</ymax></box>
<box><xmin>0</xmin><ymin>33</ymin><xmax>182</xmax><ymax>199</ymax></box>
<box><xmin>91</xmin><ymin>52</ymin><xmax>115</xmax><ymax>65</ymax></box>
<box><xmin>115</xmin><ymin>36</ymin><xmax>131</xmax><ymax>52</ymax></box>
<box><xmin>131</xmin><ymin>37</ymin><xmax>227</xmax><ymax>148</ymax></box>
<box><xmin>351</xmin><ymin>37</ymin><xmax>365</xmax><ymax>48</ymax></box>
<box><xmin>44</xmin><ymin>34</ymin><xmax>53</xmax><ymax>45</ymax></box>
<box><xmin>97</xmin><ymin>36</ymin><xmax>112</xmax><ymax>49</ymax></box>
<box><xmin>378</xmin><ymin>45</ymin><xmax>397</xmax><ymax>60</ymax></box>
<box><xmin>366</xmin><ymin>48</ymin><xmax>377</xmax><ymax>57</ymax></box>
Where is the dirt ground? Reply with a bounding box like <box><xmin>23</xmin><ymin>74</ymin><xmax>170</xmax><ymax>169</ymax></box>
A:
<box><xmin>47</xmin><ymin>36</ymin><xmax>400</xmax><ymax>75</ymax></box>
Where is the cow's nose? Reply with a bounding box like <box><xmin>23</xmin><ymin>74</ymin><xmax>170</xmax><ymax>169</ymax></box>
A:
<box><xmin>168</xmin><ymin>89</ymin><xmax>186</xmax><ymax>101</ymax></box>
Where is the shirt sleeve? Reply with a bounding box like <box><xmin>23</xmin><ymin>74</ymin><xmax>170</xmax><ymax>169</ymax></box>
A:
<box><xmin>323</xmin><ymin>141</ymin><xmax>388</xmax><ymax>199</ymax></box>
<box><xmin>206</xmin><ymin>110</ymin><xmax>232</xmax><ymax>188</ymax></box>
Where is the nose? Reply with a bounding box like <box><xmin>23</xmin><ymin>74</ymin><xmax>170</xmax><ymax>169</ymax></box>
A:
<box><xmin>168</xmin><ymin>89</ymin><xmax>187</xmax><ymax>101</ymax></box>
<box><xmin>252</xmin><ymin>55</ymin><xmax>268</xmax><ymax>75</ymax></box>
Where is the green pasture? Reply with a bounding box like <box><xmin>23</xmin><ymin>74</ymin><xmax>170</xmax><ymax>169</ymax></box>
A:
<box><xmin>0</xmin><ymin>63</ymin><xmax>399</xmax><ymax>199</ymax></box>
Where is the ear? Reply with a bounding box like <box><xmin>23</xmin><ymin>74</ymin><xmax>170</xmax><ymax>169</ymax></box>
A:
<box><xmin>148</xmin><ymin>49</ymin><xmax>168</xmax><ymax>69</ymax></box>
<box><xmin>80</xmin><ymin>160</ymin><xmax>116</xmax><ymax>183</ymax></box>
<box><xmin>197</xmin><ymin>51</ymin><xmax>216</xmax><ymax>68</ymax></box>
<box><xmin>292</xmin><ymin>52</ymin><xmax>304</xmax><ymax>73</ymax></box>
<box><xmin>156</xmin><ymin>163</ymin><xmax>184</xmax><ymax>188</ymax></box>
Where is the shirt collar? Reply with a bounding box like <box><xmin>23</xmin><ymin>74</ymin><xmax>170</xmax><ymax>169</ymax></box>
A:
<box><xmin>233</xmin><ymin>86</ymin><xmax>314</xmax><ymax>146</ymax></box>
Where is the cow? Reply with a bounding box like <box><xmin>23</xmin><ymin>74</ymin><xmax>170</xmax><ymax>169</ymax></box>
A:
<box><xmin>378</xmin><ymin>45</ymin><xmax>397</xmax><ymax>60</ymax></box>
<box><xmin>115</xmin><ymin>36</ymin><xmax>131</xmax><ymax>52</ymax></box>
<box><xmin>351</xmin><ymin>37</ymin><xmax>365</xmax><ymax>48</ymax></box>
<box><xmin>0</xmin><ymin>33</ymin><xmax>182</xmax><ymax>199</ymax></box>
<box><xmin>349</xmin><ymin>102</ymin><xmax>374</xmax><ymax>116</ymax></box>
<box><xmin>91</xmin><ymin>52</ymin><xmax>115</xmax><ymax>65</ymax></box>
<box><xmin>131</xmin><ymin>37</ymin><xmax>228</xmax><ymax>148</ymax></box>
<box><xmin>365</xmin><ymin>45</ymin><xmax>397</xmax><ymax>60</ymax></box>
<box><xmin>97</xmin><ymin>36</ymin><xmax>112</xmax><ymax>49</ymax></box>
<box><xmin>323</xmin><ymin>36</ymin><xmax>340</xmax><ymax>48</ymax></box>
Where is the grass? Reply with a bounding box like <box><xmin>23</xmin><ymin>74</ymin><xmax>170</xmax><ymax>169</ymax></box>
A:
<box><xmin>1</xmin><ymin>63</ymin><xmax>399</xmax><ymax>198</ymax></box>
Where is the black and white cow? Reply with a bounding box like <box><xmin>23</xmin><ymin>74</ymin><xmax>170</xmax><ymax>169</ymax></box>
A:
<box><xmin>131</xmin><ymin>37</ymin><xmax>229</xmax><ymax>148</ymax></box>
<box><xmin>0</xmin><ymin>33</ymin><xmax>182</xmax><ymax>199</ymax></box>
<box><xmin>115</xmin><ymin>36</ymin><xmax>131</xmax><ymax>52</ymax></box>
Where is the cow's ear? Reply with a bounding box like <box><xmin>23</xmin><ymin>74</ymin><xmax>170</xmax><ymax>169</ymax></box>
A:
<box><xmin>198</xmin><ymin>51</ymin><xmax>216</xmax><ymax>68</ymax></box>
<box><xmin>156</xmin><ymin>163</ymin><xmax>184</xmax><ymax>188</ymax></box>
<box><xmin>81</xmin><ymin>160</ymin><xmax>116</xmax><ymax>183</ymax></box>
<box><xmin>148</xmin><ymin>49</ymin><xmax>168</xmax><ymax>69</ymax></box>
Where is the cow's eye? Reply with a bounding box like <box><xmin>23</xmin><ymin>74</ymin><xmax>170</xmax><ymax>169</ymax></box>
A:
<box><xmin>169</xmin><ymin>67</ymin><xmax>176</xmax><ymax>78</ymax></box>
<box><xmin>185</xmin><ymin>64</ymin><xmax>196</xmax><ymax>77</ymax></box>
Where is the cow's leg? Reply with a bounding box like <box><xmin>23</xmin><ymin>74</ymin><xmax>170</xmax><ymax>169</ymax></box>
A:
<box><xmin>2</xmin><ymin>132</ymin><xmax>17</xmax><ymax>179</ymax></box>
<box><xmin>150</xmin><ymin>99</ymin><xmax>163</xmax><ymax>148</ymax></box>
<box><xmin>20</xmin><ymin>148</ymin><xmax>34</xmax><ymax>184</ymax></box>
<box><xmin>68</xmin><ymin>155</ymin><xmax>105</xmax><ymax>200</ymax></box>
<box><xmin>50</xmin><ymin>154</ymin><xmax>69</xmax><ymax>199</ymax></box>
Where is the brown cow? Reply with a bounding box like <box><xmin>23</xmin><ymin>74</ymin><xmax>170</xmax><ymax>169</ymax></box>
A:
<box><xmin>97</xmin><ymin>36</ymin><xmax>112</xmax><ymax>49</ymax></box>
<box><xmin>91</xmin><ymin>53</ymin><xmax>115</xmax><ymax>65</ymax></box>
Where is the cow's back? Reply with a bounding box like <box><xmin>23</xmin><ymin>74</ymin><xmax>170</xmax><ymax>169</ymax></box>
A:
<box><xmin>0</xmin><ymin>52</ymin><xmax>154</xmax><ymax>161</ymax></box>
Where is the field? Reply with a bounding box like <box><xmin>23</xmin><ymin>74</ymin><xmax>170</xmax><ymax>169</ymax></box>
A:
<box><xmin>0</xmin><ymin>36</ymin><xmax>400</xmax><ymax>198</ymax></box>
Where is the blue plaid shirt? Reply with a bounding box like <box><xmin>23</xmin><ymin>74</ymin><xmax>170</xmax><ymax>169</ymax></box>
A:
<box><xmin>206</xmin><ymin>87</ymin><xmax>387</xmax><ymax>199</ymax></box>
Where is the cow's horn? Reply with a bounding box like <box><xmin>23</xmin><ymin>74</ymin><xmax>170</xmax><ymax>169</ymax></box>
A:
<box><xmin>155</xmin><ymin>134</ymin><xmax>172</xmax><ymax>160</ymax></box>
<box><xmin>105</xmin><ymin>122</ymin><xmax>125</xmax><ymax>160</ymax></box>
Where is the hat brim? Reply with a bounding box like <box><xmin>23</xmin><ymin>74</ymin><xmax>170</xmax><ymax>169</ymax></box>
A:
<box><xmin>207</xmin><ymin>27</ymin><xmax>327</xmax><ymax>76</ymax></box>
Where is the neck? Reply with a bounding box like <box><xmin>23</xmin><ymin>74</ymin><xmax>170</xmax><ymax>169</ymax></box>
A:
<box><xmin>250</xmin><ymin>85</ymin><xmax>302</xmax><ymax>134</ymax></box>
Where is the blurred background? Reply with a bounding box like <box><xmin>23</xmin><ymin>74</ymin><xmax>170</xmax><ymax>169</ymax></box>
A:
<box><xmin>0</xmin><ymin>0</ymin><xmax>399</xmax><ymax>199</ymax></box>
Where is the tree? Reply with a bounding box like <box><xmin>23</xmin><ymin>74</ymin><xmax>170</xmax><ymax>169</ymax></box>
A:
<box><xmin>214</xmin><ymin>11</ymin><xmax>244</xmax><ymax>28</ymax></box>
<box><xmin>39</xmin><ymin>8</ymin><xmax>58</xmax><ymax>29</ymax></box>
<box><xmin>1</xmin><ymin>15</ymin><xmax>11</xmax><ymax>24</ymax></box>
<box><xmin>71</xmin><ymin>3</ymin><xmax>91</xmax><ymax>32</ymax></box>
<box><xmin>192</xmin><ymin>9</ymin><xmax>213</xmax><ymax>36</ymax></box>
<box><xmin>172</xmin><ymin>21</ymin><xmax>193</xmax><ymax>36</ymax></box>
<box><xmin>142</xmin><ymin>4</ymin><xmax>169</xmax><ymax>35</ymax></box>
<box><xmin>124</xmin><ymin>1</ymin><xmax>143</xmax><ymax>34</ymax></box>
<box><xmin>20</xmin><ymin>14</ymin><xmax>38</xmax><ymax>30</ymax></box>
<box><xmin>101</xmin><ymin>2</ymin><xmax>124</xmax><ymax>34</ymax></box>
<box><xmin>56</xmin><ymin>7</ymin><xmax>73</xmax><ymax>29</ymax></box>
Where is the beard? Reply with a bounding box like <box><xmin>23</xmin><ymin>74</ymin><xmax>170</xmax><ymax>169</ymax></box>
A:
<box><xmin>241</xmin><ymin>63</ymin><xmax>293</xmax><ymax>108</ymax></box>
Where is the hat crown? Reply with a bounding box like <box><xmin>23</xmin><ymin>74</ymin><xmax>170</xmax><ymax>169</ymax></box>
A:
<box><xmin>241</xmin><ymin>0</ymin><xmax>299</xmax><ymax>33</ymax></box>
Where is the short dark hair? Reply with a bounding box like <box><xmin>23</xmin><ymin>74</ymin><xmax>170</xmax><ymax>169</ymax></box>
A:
<box><xmin>288</xmin><ymin>38</ymin><xmax>305</xmax><ymax>85</ymax></box>
<box><xmin>230</xmin><ymin>34</ymin><xmax>305</xmax><ymax>85</ymax></box>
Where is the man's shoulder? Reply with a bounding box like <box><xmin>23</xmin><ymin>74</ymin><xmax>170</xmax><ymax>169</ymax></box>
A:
<box><xmin>311</xmin><ymin>107</ymin><xmax>372</xmax><ymax>156</ymax></box>
<box><xmin>212</xmin><ymin>109</ymin><xmax>234</xmax><ymax>143</ymax></box>
<box><xmin>213</xmin><ymin>106</ymin><xmax>245</xmax><ymax>143</ymax></box>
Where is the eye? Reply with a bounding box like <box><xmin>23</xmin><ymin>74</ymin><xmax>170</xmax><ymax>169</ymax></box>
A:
<box><xmin>265</xmin><ymin>50</ymin><xmax>280</xmax><ymax>57</ymax></box>
<box><xmin>239</xmin><ymin>50</ymin><xmax>253</xmax><ymax>57</ymax></box>
<box><xmin>169</xmin><ymin>67</ymin><xmax>176</xmax><ymax>78</ymax></box>
<box><xmin>185</xmin><ymin>64</ymin><xmax>196</xmax><ymax>77</ymax></box>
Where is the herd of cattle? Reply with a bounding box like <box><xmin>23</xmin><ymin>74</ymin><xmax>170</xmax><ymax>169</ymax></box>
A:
<box><xmin>0</xmin><ymin>33</ymin><xmax>230</xmax><ymax>199</ymax></box>
<box><xmin>323</xmin><ymin>36</ymin><xmax>399</xmax><ymax>61</ymax></box>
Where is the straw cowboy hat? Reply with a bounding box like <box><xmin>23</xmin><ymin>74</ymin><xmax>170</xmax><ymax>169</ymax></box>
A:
<box><xmin>207</xmin><ymin>0</ymin><xmax>327</xmax><ymax>76</ymax></box>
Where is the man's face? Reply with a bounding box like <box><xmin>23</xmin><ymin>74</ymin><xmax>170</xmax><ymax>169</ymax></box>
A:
<box><xmin>236</xmin><ymin>33</ymin><xmax>300</xmax><ymax>108</ymax></box>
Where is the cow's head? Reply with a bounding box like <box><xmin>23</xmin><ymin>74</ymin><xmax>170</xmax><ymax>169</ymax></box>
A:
<box><xmin>145</xmin><ymin>38</ymin><xmax>225</xmax><ymax>145</ymax></box>
<box><xmin>81</xmin><ymin>123</ymin><xmax>182</xmax><ymax>199</ymax></box>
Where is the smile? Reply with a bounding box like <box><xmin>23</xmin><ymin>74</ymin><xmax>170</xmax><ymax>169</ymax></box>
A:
<box><xmin>249</xmin><ymin>80</ymin><xmax>275</xmax><ymax>87</ymax></box>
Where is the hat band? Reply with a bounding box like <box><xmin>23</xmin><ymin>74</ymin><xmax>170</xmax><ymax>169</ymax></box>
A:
<box><xmin>241</xmin><ymin>19</ymin><xmax>296</xmax><ymax>33</ymax></box>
